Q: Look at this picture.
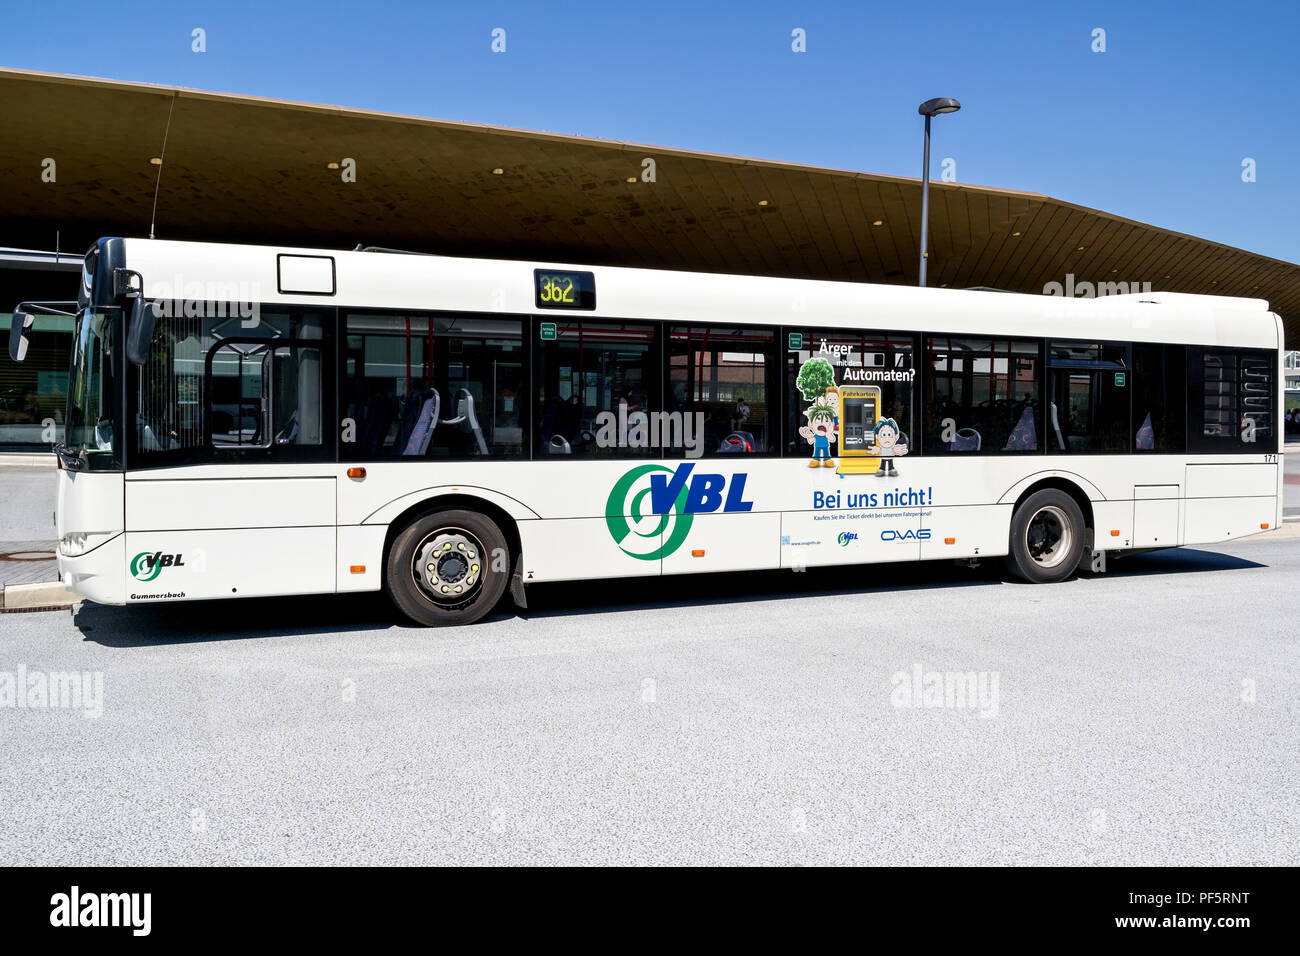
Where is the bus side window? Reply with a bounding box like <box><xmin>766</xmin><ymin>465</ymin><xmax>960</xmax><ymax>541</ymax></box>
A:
<box><xmin>135</xmin><ymin>306</ymin><xmax>333</xmax><ymax>465</ymax></box>
<box><xmin>1046</xmin><ymin>341</ymin><xmax>1129</xmax><ymax>454</ymax></box>
<box><xmin>924</xmin><ymin>337</ymin><xmax>1041</xmax><ymax>455</ymax></box>
<box><xmin>1188</xmin><ymin>346</ymin><xmax>1275</xmax><ymax>453</ymax></box>
<box><xmin>1133</xmin><ymin>343</ymin><xmax>1185</xmax><ymax>452</ymax></box>
<box><xmin>534</xmin><ymin>320</ymin><xmax>659</xmax><ymax>458</ymax></box>
<box><xmin>668</xmin><ymin>324</ymin><xmax>776</xmax><ymax>456</ymax></box>
<box><xmin>342</xmin><ymin>312</ymin><xmax>523</xmax><ymax>460</ymax></box>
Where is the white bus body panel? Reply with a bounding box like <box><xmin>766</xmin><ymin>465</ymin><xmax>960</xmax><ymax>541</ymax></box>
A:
<box><xmin>1183</xmin><ymin>463</ymin><xmax>1278</xmax><ymax>546</ymax></box>
<box><xmin>121</xmin><ymin>528</ymin><xmax>336</xmax><ymax>601</ymax></box>
<box><xmin>121</xmin><ymin>475</ymin><xmax>337</xmax><ymax>601</ymax></box>
<box><xmin>1132</xmin><ymin>485</ymin><xmax>1181</xmax><ymax>550</ymax></box>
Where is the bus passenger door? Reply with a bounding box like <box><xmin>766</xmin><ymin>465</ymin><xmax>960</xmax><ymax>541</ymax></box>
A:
<box><xmin>124</xmin><ymin>309</ymin><xmax>337</xmax><ymax>601</ymax></box>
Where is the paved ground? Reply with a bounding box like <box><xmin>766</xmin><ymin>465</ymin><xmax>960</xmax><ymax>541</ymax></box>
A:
<box><xmin>0</xmin><ymin>533</ymin><xmax>1296</xmax><ymax>866</ymax></box>
<box><xmin>1286</xmin><ymin>445</ymin><xmax>1300</xmax><ymax>514</ymax></box>
<box><xmin>0</xmin><ymin>464</ymin><xmax>57</xmax><ymax>588</ymax></box>
<box><xmin>0</xmin><ymin>541</ymin><xmax>59</xmax><ymax>587</ymax></box>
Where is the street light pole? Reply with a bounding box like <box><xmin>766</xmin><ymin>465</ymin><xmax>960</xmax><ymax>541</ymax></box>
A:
<box><xmin>919</xmin><ymin>113</ymin><xmax>932</xmax><ymax>288</ymax></box>
<box><xmin>916</xmin><ymin>97</ymin><xmax>961</xmax><ymax>288</ymax></box>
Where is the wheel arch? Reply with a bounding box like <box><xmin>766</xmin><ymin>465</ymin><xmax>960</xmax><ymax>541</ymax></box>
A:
<box><xmin>376</xmin><ymin>492</ymin><xmax>524</xmax><ymax>585</ymax></box>
<box><xmin>1003</xmin><ymin>474</ymin><xmax>1096</xmax><ymax>531</ymax></box>
<box><xmin>362</xmin><ymin>485</ymin><xmax>539</xmax><ymax>528</ymax></box>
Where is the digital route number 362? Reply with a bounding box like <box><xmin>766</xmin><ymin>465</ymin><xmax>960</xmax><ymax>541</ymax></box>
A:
<box><xmin>534</xmin><ymin>269</ymin><xmax>596</xmax><ymax>310</ymax></box>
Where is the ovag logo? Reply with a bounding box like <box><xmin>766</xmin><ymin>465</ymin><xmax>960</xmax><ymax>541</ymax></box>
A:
<box><xmin>605</xmin><ymin>464</ymin><xmax>753</xmax><ymax>560</ymax></box>
<box><xmin>130</xmin><ymin>551</ymin><xmax>185</xmax><ymax>582</ymax></box>
<box><xmin>880</xmin><ymin>529</ymin><xmax>931</xmax><ymax>541</ymax></box>
<box><xmin>837</xmin><ymin>531</ymin><xmax>859</xmax><ymax>546</ymax></box>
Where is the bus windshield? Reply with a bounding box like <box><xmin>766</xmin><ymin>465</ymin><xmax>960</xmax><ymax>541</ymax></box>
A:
<box><xmin>63</xmin><ymin>306</ymin><xmax>120</xmax><ymax>469</ymax></box>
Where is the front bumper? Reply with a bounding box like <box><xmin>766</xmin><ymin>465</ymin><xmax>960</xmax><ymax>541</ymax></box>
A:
<box><xmin>58</xmin><ymin>533</ymin><xmax>127</xmax><ymax>605</ymax></box>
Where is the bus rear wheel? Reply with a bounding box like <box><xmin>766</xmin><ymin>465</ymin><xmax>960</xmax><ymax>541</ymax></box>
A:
<box><xmin>1004</xmin><ymin>489</ymin><xmax>1085</xmax><ymax>584</ymax></box>
<box><xmin>386</xmin><ymin>509</ymin><xmax>510</xmax><ymax>626</ymax></box>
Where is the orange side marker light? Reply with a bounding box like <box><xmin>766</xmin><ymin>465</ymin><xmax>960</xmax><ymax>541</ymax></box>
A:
<box><xmin>1110</xmin><ymin>530</ymin><xmax>1121</xmax><ymax>537</ymax></box>
<box><xmin>691</xmin><ymin>549</ymin><xmax>705</xmax><ymax>557</ymax></box>
<box><xmin>346</xmin><ymin>467</ymin><xmax>366</xmax><ymax>479</ymax></box>
<box><xmin>944</xmin><ymin>537</ymin><xmax>955</xmax><ymax>545</ymax></box>
<box><xmin>350</xmin><ymin>565</ymin><xmax>366</xmax><ymax>574</ymax></box>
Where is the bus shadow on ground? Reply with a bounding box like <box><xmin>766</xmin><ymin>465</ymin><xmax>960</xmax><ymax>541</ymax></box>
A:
<box><xmin>73</xmin><ymin>592</ymin><xmax>400</xmax><ymax>647</ymax></box>
<box><xmin>1096</xmin><ymin>547</ymin><xmax>1266</xmax><ymax>579</ymax></box>
<box><xmin>71</xmin><ymin>546</ymin><xmax>1268</xmax><ymax>645</ymax></box>
<box><xmin>515</xmin><ymin>546</ymin><xmax>1267</xmax><ymax>620</ymax></box>
<box><xmin>519</xmin><ymin>558</ymin><xmax>999</xmax><ymax>621</ymax></box>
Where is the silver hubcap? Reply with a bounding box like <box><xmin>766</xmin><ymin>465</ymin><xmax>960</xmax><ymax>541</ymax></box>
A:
<box><xmin>413</xmin><ymin>528</ymin><xmax>484</xmax><ymax>603</ymax></box>
<box><xmin>1025</xmin><ymin>505</ymin><xmax>1073</xmax><ymax>569</ymax></box>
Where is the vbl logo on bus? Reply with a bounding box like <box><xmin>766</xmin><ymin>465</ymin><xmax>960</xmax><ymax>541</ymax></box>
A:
<box><xmin>130</xmin><ymin>550</ymin><xmax>185</xmax><ymax>582</ymax></box>
<box><xmin>606</xmin><ymin>464</ymin><xmax>753</xmax><ymax>560</ymax></box>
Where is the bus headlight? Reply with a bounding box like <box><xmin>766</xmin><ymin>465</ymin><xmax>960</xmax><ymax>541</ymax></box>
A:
<box><xmin>59</xmin><ymin>531</ymin><xmax>117</xmax><ymax>557</ymax></box>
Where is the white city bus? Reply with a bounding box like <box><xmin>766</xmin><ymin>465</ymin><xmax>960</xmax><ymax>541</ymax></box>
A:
<box><xmin>8</xmin><ymin>238</ymin><xmax>1284</xmax><ymax>625</ymax></box>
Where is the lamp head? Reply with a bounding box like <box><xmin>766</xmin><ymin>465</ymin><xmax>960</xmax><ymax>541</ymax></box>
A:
<box><xmin>918</xmin><ymin>97</ymin><xmax>961</xmax><ymax>116</ymax></box>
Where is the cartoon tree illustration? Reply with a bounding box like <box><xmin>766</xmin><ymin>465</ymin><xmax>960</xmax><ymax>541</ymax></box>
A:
<box><xmin>796</xmin><ymin>357</ymin><xmax>836</xmax><ymax>401</ymax></box>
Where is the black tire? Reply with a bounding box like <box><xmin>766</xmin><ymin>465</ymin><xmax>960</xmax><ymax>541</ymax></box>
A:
<box><xmin>385</xmin><ymin>508</ymin><xmax>510</xmax><ymax>626</ymax></box>
<box><xmin>1004</xmin><ymin>489</ymin><xmax>1086</xmax><ymax>584</ymax></box>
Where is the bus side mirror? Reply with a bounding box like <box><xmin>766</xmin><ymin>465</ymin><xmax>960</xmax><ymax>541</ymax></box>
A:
<box><xmin>8</xmin><ymin>307</ymin><xmax>33</xmax><ymax>362</ymax></box>
<box><xmin>126</xmin><ymin>297</ymin><xmax>158</xmax><ymax>365</ymax></box>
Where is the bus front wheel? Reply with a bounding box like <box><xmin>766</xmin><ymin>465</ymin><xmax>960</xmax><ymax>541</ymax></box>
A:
<box><xmin>1004</xmin><ymin>489</ymin><xmax>1085</xmax><ymax>584</ymax></box>
<box><xmin>386</xmin><ymin>509</ymin><xmax>510</xmax><ymax>626</ymax></box>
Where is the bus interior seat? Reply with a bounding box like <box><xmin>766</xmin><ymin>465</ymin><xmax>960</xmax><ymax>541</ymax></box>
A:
<box><xmin>441</xmin><ymin>388</ymin><xmax>489</xmax><ymax>455</ymax></box>
<box><xmin>1136</xmin><ymin>412</ymin><xmax>1155</xmax><ymax>450</ymax></box>
<box><xmin>276</xmin><ymin>408</ymin><xmax>300</xmax><ymax>445</ymax></box>
<box><xmin>548</xmin><ymin>434</ymin><xmax>571</xmax><ymax>454</ymax></box>
<box><xmin>394</xmin><ymin>389</ymin><xmax>426</xmax><ymax>451</ymax></box>
<box><xmin>1050</xmin><ymin>402</ymin><xmax>1067</xmax><ymax>451</ymax></box>
<box><xmin>1003</xmin><ymin>406</ymin><xmax>1038</xmax><ymax>451</ymax></box>
<box><xmin>402</xmin><ymin>389</ymin><xmax>440</xmax><ymax>456</ymax></box>
<box><xmin>718</xmin><ymin>430</ymin><xmax>756</xmax><ymax>453</ymax></box>
<box><xmin>138</xmin><ymin>417</ymin><xmax>175</xmax><ymax>451</ymax></box>
<box><xmin>950</xmin><ymin>428</ymin><xmax>981</xmax><ymax>451</ymax></box>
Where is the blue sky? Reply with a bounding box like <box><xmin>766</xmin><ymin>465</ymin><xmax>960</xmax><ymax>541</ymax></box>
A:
<box><xmin>5</xmin><ymin>0</ymin><xmax>1297</xmax><ymax>263</ymax></box>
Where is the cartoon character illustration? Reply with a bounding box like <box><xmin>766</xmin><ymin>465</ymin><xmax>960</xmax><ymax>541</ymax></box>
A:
<box><xmin>824</xmin><ymin>384</ymin><xmax>840</xmax><ymax>431</ymax></box>
<box><xmin>870</xmin><ymin>417</ymin><xmax>908</xmax><ymax>476</ymax></box>
<box><xmin>799</xmin><ymin>398</ymin><xmax>838</xmax><ymax>468</ymax></box>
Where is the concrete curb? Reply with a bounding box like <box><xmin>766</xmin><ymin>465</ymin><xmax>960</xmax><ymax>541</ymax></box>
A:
<box><xmin>0</xmin><ymin>453</ymin><xmax>55</xmax><ymax>468</ymax></box>
<box><xmin>1239</xmin><ymin>519</ymin><xmax>1300</xmax><ymax>542</ymax></box>
<box><xmin>0</xmin><ymin>581</ymin><xmax>80</xmax><ymax>610</ymax></box>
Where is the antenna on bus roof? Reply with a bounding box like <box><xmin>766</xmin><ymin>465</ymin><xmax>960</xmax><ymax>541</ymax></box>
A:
<box><xmin>148</xmin><ymin>93</ymin><xmax>178</xmax><ymax>240</ymax></box>
<box><xmin>356</xmin><ymin>245</ymin><xmax>435</xmax><ymax>256</ymax></box>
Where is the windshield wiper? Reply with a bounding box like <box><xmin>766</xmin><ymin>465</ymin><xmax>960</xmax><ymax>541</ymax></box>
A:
<box><xmin>53</xmin><ymin>441</ymin><xmax>85</xmax><ymax>471</ymax></box>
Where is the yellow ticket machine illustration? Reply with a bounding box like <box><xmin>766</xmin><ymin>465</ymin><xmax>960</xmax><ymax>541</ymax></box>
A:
<box><xmin>836</xmin><ymin>385</ymin><xmax>881</xmax><ymax>476</ymax></box>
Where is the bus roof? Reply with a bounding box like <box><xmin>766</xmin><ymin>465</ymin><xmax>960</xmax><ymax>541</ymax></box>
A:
<box><xmin>121</xmin><ymin>237</ymin><xmax>1281</xmax><ymax>351</ymax></box>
